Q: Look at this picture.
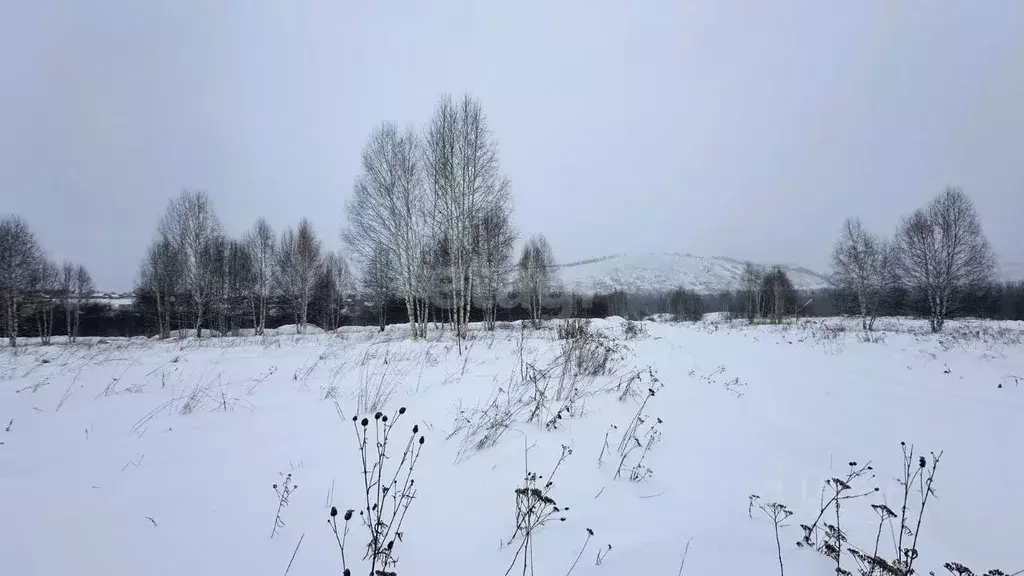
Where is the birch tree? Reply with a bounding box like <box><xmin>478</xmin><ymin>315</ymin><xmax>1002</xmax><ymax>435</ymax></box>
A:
<box><xmin>344</xmin><ymin>123</ymin><xmax>430</xmax><ymax>338</ymax></box>
<box><xmin>424</xmin><ymin>94</ymin><xmax>511</xmax><ymax>346</ymax></box>
<box><xmin>760</xmin><ymin>266</ymin><xmax>796</xmax><ymax>324</ymax></box>
<box><xmin>203</xmin><ymin>233</ymin><xmax>229</xmax><ymax>335</ymax></box>
<box><xmin>517</xmin><ymin>234</ymin><xmax>556</xmax><ymax>327</ymax></box>
<box><xmin>225</xmin><ymin>238</ymin><xmax>255</xmax><ymax>335</ymax></box>
<box><xmin>159</xmin><ymin>190</ymin><xmax>223</xmax><ymax>337</ymax></box>
<box><xmin>33</xmin><ymin>259</ymin><xmax>59</xmax><ymax>344</ymax></box>
<box><xmin>895</xmin><ymin>186</ymin><xmax>995</xmax><ymax>332</ymax></box>
<box><xmin>275</xmin><ymin>219</ymin><xmax>322</xmax><ymax>333</ymax></box>
<box><xmin>473</xmin><ymin>203</ymin><xmax>516</xmax><ymax>330</ymax></box>
<box><xmin>60</xmin><ymin>260</ymin><xmax>76</xmax><ymax>342</ymax></box>
<box><xmin>0</xmin><ymin>216</ymin><xmax>44</xmax><ymax>347</ymax></box>
<box><xmin>830</xmin><ymin>218</ymin><xmax>900</xmax><ymax>330</ymax></box>
<box><xmin>739</xmin><ymin>262</ymin><xmax>764</xmax><ymax>323</ymax></box>
<box><xmin>317</xmin><ymin>250</ymin><xmax>353</xmax><ymax>331</ymax></box>
<box><xmin>363</xmin><ymin>245</ymin><xmax>395</xmax><ymax>332</ymax></box>
<box><xmin>71</xmin><ymin>264</ymin><xmax>93</xmax><ymax>341</ymax></box>
<box><xmin>243</xmin><ymin>218</ymin><xmax>276</xmax><ymax>335</ymax></box>
<box><xmin>138</xmin><ymin>236</ymin><xmax>180</xmax><ymax>339</ymax></box>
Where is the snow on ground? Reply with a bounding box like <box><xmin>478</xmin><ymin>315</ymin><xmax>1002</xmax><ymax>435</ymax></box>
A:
<box><xmin>1</xmin><ymin>318</ymin><xmax>1021</xmax><ymax>575</ymax></box>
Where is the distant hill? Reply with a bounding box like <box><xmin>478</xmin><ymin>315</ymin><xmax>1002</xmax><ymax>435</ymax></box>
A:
<box><xmin>556</xmin><ymin>253</ymin><xmax>830</xmax><ymax>294</ymax></box>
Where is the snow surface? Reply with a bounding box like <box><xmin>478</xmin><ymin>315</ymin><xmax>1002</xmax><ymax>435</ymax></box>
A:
<box><xmin>558</xmin><ymin>253</ymin><xmax>830</xmax><ymax>294</ymax></box>
<box><xmin>1</xmin><ymin>318</ymin><xmax>1021</xmax><ymax>575</ymax></box>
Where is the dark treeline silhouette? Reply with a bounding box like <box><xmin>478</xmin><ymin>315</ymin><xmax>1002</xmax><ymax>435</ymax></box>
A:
<box><xmin>5</xmin><ymin>274</ymin><xmax>1023</xmax><ymax>340</ymax></box>
<box><xmin>564</xmin><ymin>281</ymin><xmax>1024</xmax><ymax>324</ymax></box>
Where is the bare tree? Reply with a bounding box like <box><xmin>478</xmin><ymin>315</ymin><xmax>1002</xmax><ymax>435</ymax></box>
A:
<box><xmin>830</xmin><ymin>218</ymin><xmax>898</xmax><ymax>330</ymax></box>
<box><xmin>363</xmin><ymin>245</ymin><xmax>395</xmax><ymax>331</ymax></box>
<box><xmin>344</xmin><ymin>123</ymin><xmax>430</xmax><ymax>338</ymax></box>
<box><xmin>517</xmin><ymin>234</ymin><xmax>557</xmax><ymax>327</ymax></box>
<box><xmin>60</xmin><ymin>260</ymin><xmax>76</xmax><ymax>342</ymax></box>
<box><xmin>0</xmin><ymin>216</ymin><xmax>44</xmax><ymax>347</ymax></box>
<box><xmin>33</xmin><ymin>259</ymin><xmax>60</xmax><ymax>344</ymax></box>
<box><xmin>895</xmin><ymin>186</ymin><xmax>995</xmax><ymax>332</ymax></box>
<box><xmin>203</xmin><ymin>233</ymin><xmax>229</xmax><ymax>335</ymax></box>
<box><xmin>243</xmin><ymin>218</ymin><xmax>276</xmax><ymax>335</ymax></box>
<box><xmin>224</xmin><ymin>238</ymin><xmax>254</xmax><ymax>335</ymax></box>
<box><xmin>275</xmin><ymin>219</ymin><xmax>322</xmax><ymax>333</ymax></box>
<box><xmin>760</xmin><ymin>266</ymin><xmax>796</xmax><ymax>324</ymax></box>
<box><xmin>425</xmin><ymin>94</ymin><xmax>511</xmax><ymax>347</ymax></box>
<box><xmin>72</xmin><ymin>264</ymin><xmax>93</xmax><ymax>341</ymax></box>
<box><xmin>138</xmin><ymin>236</ymin><xmax>180</xmax><ymax>339</ymax></box>
<box><xmin>159</xmin><ymin>190</ymin><xmax>223</xmax><ymax>337</ymax></box>
<box><xmin>739</xmin><ymin>262</ymin><xmax>764</xmax><ymax>323</ymax></box>
<box><xmin>316</xmin><ymin>250</ymin><xmax>353</xmax><ymax>331</ymax></box>
<box><xmin>473</xmin><ymin>203</ymin><xmax>516</xmax><ymax>330</ymax></box>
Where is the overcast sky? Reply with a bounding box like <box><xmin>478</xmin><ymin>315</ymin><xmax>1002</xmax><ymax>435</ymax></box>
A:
<box><xmin>2</xmin><ymin>1</ymin><xmax>1022</xmax><ymax>291</ymax></box>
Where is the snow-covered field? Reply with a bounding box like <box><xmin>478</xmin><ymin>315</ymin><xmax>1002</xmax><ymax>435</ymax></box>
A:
<box><xmin>1</xmin><ymin>318</ymin><xmax>1021</xmax><ymax>575</ymax></box>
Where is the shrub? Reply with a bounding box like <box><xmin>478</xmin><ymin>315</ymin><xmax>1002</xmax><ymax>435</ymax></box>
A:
<box><xmin>623</xmin><ymin>319</ymin><xmax>648</xmax><ymax>340</ymax></box>
<box><xmin>557</xmin><ymin>318</ymin><xmax>591</xmax><ymax>340</ymax></box>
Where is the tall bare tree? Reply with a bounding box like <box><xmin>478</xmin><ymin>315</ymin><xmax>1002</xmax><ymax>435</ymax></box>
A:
<box><xmin>895</xmin><ymin>186</ymin><xmax>995</xmax><ymax>332</ymax></box>
<box><xmin>363</xmin><ymin>245</ymin><xmax>395</xmax><ymax>332</ymax></box>
<box><xmin>138</xmin><ymin>236</ymin><xmax>180</xmax><ymax>339</ymax></box>
<box><xmin>760</xmin><ymin>266</ymin><xmax>796</xmax><ymax>324</ymax></box>
<box><xmin>71</xmin><ymin>264</ymin><xmax>93</xmax><ymax>341</ymax></box>
<box><xmin>0</xmin><ymin>216</ymin><xmax>44</xmax><ymax>347</ymax></box>
<box><xmin>424</xmin><ymin>94</ymin><xmax>511</xmax><ymax>346</ymax></box>
<box><xmin>473</xmin><ymin>203</ymin><xmax>516</xmax><ymax>330</ymax></box>
<box><xmin>33</xmin><ymin>259</ymin><xmax>60</xmax><ymax>344</ymax></box>
<box><xmin>224</xmin><ymin>238</ymin><xmax>254</xmax><ymax>335</ymax></box>
<box><xmin>275</xmin><ymin>219</ymin><xmax>322</xmax><ymax>333</ymax></box>
<box><xmin>830</xmin><ymin>218</ymin><xmax>898</xmax><ymax>330</ymax></box>
<box><xmin>739</xmin><ymin>262</ymin><xmax>764</xmax><ymax>323</ymax></box>
<box><xmin>243</xmin><ymin>218</ymin><xmax>276</xmax><ymax>335</ymax></box>
<box><xmin>60</xmin><ymin>260</ymin><xmax>76</xmax><ymax>342</ymax></box>
<box><xmin>203</xmin><ymin>233</ymin><xmax>229</xmax><ymax>335</ymax></box>
<box><xmin>344</xmin><ymin>123</ymin><xmax>430</xmax><ymax>338</ymax></box>
<box><xmin>316</xmin><ymin>250</ymin><xmax>353</xmax><ymax>331</ymax></box>
<box><xmin>517</xmin><ymin>234</ymin><xmax>557</xmax><ymax>327</ymax></box>
<box><xmin>159</xmin><ymin>190</ymin><xmax>223</xmax><ymax>337</ymax></box>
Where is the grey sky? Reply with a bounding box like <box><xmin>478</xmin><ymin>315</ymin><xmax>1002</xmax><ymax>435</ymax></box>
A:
<box><xmin>3</xmin><ymin>1</ymin><xmax>1022</xmax><ymax>291</ymax></box>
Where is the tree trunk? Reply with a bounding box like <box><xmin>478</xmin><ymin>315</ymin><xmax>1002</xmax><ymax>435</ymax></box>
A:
<box><xmin>405</xmin><ymin>297</ymin><xmax>417</xmax><ymax>339</ymax></box>
<box><xmin>859</xmin><ymin>297</ymin><xmax>868</xmax><ymax>331</ymax></box>
<box><xmin>195</xmin><ymin>300</ymin><xmax>204</xmax><ymax>338</ymax></box>
<box><xmin>65</xmin><ymin>302</ymin><xmax>73</xmax><ymax>343</ymax></box>
<box><xmin>73</xmin><ymin>301</ymin><xmax>81</xmax><ymax>342</ymax></box>
<box><xmin>8</xmin><ymin>296</ymin><xmax>18</xmax><ymax>347</ymax></box>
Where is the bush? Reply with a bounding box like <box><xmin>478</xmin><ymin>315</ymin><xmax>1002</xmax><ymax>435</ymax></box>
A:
<box><xmin>557</xmin><ymin>318</ymin><xmax>591</xmax><ymax>340</ymax></box>
<box><xmin>623</xmin><ymin>320</ymin><xmax>648</xmax><ymax>339</ymax></box>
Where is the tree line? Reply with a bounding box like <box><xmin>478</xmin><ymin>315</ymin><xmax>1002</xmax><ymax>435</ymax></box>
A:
<box><xmin>569</xmin><ymin>187</ymin><xmax>1020</xmax><ymax>330</ymax></box>
<box><xmin>828</xmin><ymin>186</ymin><xmax>999</xmax><ymax>332</ymax></box>
<box><xmin>132</xmin><ymin>94</ymin><xmax>560</xmax><ymax>348</ymax></box>
<box><xmin>0</xmin><ymin>216</ymin><xmax>94</xmax><ymax>347</ymax></box>
<box><xmin>3</xmin><ymin>99</ymin><xmax>1020</xmax><ymax>345</ymax></box>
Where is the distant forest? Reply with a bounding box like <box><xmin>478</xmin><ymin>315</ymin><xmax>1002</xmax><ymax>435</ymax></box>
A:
<box><xmin>2</xmin><ymin>278</ymin><xmax>1021</xmax><ymax>341</ymax></box>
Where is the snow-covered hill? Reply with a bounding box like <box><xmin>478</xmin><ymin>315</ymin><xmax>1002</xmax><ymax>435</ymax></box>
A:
<box><xmin>557</xmin><ymin>253</ymin><xmax>830</xmax><ymax>294</ymax></box>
